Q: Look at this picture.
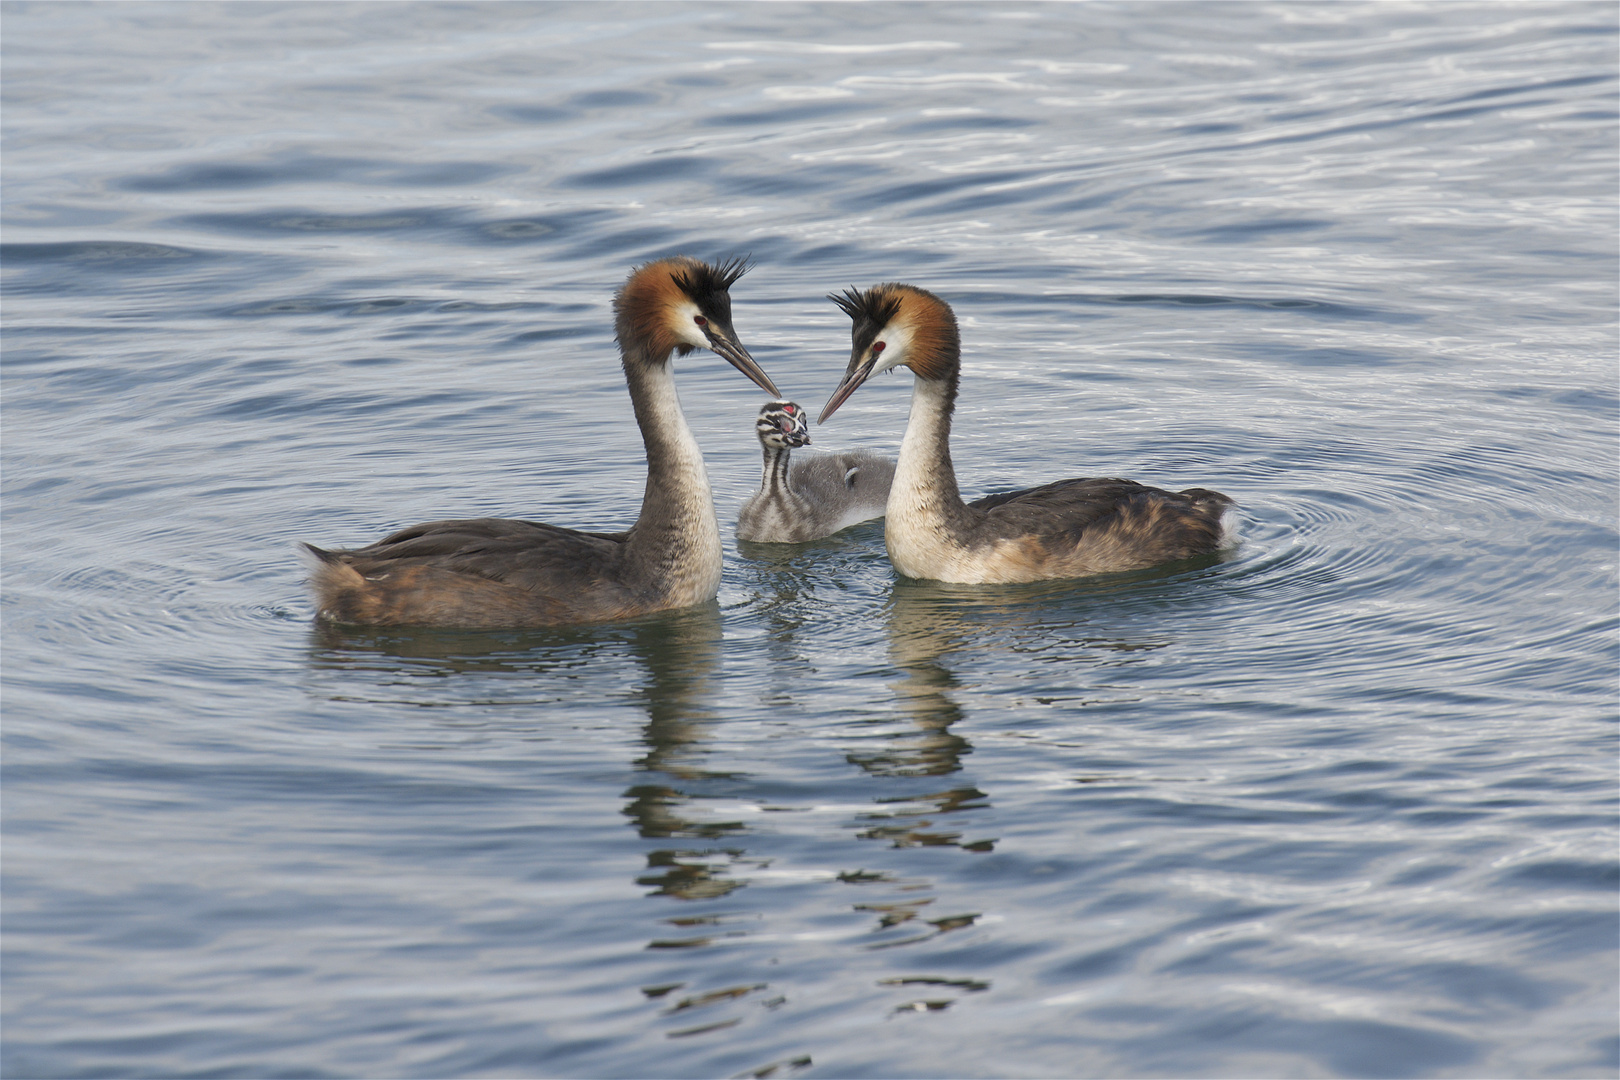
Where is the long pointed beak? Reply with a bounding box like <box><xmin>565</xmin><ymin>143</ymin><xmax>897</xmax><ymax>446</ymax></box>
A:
<box><xmin>818</xmin><ymin>354</ymin><xmax>876</xmax><ymax>424</ymax></box>
<box><xmin>706</xmin><ymin>326</ymin><xmax>780</xmax><ymax>397</ymax></box>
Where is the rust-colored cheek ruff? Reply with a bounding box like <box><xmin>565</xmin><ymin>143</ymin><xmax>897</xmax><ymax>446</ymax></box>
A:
<box><xmin>890</xmin><ymin>288</ymin><xmax>960</xmax><ymax>381</ymax></box>
<box><xmin>615</xmin><ymin>257</ymin><xmax>699</xmax><ymax>362</ymax></box>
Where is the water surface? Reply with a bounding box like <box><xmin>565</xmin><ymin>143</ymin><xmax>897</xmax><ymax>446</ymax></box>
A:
<box><xmin>4</xmin><ymin>3</ymin><xmax>1616</xmax><ymax>1077</ymax></box>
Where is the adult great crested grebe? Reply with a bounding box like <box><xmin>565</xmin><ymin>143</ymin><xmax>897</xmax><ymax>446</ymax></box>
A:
<box><xmin>818</xmin><ymin>283</ymin><xmax>1233</xmax><ymax>584</ymax></box>
<box><xmin>303</xmin><ymin>256</ymin><xmax>780</xmax><ymax>627</ymax></box>
<box><xmin>736</xmin><ymin>399</ymin><xmax>895</xmax><ymax>543</ymax></box>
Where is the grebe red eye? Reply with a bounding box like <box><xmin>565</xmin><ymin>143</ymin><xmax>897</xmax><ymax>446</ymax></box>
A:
<box><xmin>693</xmin><ymin>315</ymin><xmax>708</xmax><ymax>327</ymax></box>
<box><xmin>872</xmin><ymin>341</ymin><xmax>885</xmax><ymax>355</ymax></box>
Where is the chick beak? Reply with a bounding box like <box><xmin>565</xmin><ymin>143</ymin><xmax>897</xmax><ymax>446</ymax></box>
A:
<box><xmin>704</xmin><ymin>323</ymin><xmax>780</xmax><ymax>397</ymax></box>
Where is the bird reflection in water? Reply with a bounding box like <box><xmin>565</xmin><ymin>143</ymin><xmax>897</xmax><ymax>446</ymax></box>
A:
<box><xmin>308</xmin><ymin>609</ymin><xmax>778</xmax><ymax>1042</ymax></box>
<box><xmin>846</xmin><ymin>577</ymin><xmax>987</xmax><ymax>855</ymax></box>
<box><xmin>809</xmin><ymin>579</ymin><xmax>994</xmax><ymax>964</ymax></box>
<box><xmin>616</xmin><ymin>605</ymin><xmax>761</xmax><ymax>905</ymax></box>
<box><xmin>861</xmin><ymin>560</ymin><xmax>1231</xmax><ymax>853</ymax></box>
<box><xmin>844</xmin><ymin>572</ymin><xmax>1202</xmax><ymax>965</ymax></box>
<box><xmin>309</xmin><ymin>605</ymin><xmax>751</xmax><ymax>906</ymax></box>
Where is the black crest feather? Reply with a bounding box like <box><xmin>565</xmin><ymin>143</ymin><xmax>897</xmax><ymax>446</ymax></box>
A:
<box><xmin>672</xmin><ymin>255</ymin><xmax>752</xmax><ymax>301</ymax></box>
<box><xmin>829</xmin><ymin>285</ymin><xmax>902</xmax><ymax>328</ymax></box>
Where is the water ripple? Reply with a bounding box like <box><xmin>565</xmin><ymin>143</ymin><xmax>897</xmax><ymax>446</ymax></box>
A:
<box><xmin>3</xmin><ymin>3</ymin><xmax>1614</xmax><ymax>1079</ymax></box>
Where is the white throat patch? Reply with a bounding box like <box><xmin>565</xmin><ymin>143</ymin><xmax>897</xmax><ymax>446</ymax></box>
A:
<box><xmin>671</xmin><ymin>300</ymin><xmax>710</xmax><ymax>351</ymax></box>
<box><xmin>873</xmin><ymin>318</ymin><xmax>915</xmax><ymax>375</ymax></box>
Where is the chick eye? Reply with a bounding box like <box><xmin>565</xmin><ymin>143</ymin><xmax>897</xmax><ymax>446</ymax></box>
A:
<box><xmin>872</xmin><ymin>341</ymin><xmax>886</xmax><ymax>355</ymax></box>
<box><xmin>693</xmin><ymin>315</ymin><xmax>708</xmax><ymax>327</ymax></box>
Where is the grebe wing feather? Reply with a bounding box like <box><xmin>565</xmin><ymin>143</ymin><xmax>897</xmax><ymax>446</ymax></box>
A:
<box><xmin>970</xmin><ymin>478</ymin><xmax>1229</xmax><ymax>553</ymax></box>
<box><xmin>335</xmin><ymin>517</ymin><xmax>627</xmax><ymax>591</ymax></box>
<box><xmin>969</xmin><ymin>477</ymin><xmax>1145</xmax><ymax>519</ymax></box>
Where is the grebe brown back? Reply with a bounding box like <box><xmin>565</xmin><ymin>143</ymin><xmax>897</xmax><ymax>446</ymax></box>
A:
<box><xmin>818</xmin><ymin>283</ymin><xmax>1232</xmax><ymax>584</ymax></box>
<box><xmin>736</xmin><ymin>399</ymin><xmax>894</xmax><ymax>543</ymax></box>
<box><xmin>302</xmin><ymin>256</ymin><xmax>781</xmax><ymax>627</ymax></box>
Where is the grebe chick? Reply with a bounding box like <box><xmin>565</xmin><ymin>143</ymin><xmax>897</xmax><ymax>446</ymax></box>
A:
<box><xmin>302</xmin><ymin>256</ymin><xmax>781</xmax><ymax>628</ymax></box>
<box><xmin>819</xmin><ymin>283</ymin><xmax>1232</xmax><ymax>584</ymax></box>
<box><xmin>736</xmin><ymin>400</ymin><xmax>895</xmax><ymax>543</ymax></box>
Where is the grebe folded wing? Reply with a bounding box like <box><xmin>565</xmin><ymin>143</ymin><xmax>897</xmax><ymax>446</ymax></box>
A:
<box><xmin>301</xmin><ymin>520</ymin><xmax>632</xmax><ymax>626</ymax></box>
<box><xmin>308</xmin><ymin>517</ymin><xmax>625</xmax><ymax>587</ymax></box>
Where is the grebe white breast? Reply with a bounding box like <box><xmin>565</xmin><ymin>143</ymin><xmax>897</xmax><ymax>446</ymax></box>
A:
<box><xmin>736</xmin><ymin>399</ymin><xmax>895</xmax><ymax>543</ymax></box>
<box><xmin>303</xmin><ymin>256</ymin><xmax>781</xmax><ymax>627</ymax></box>
<box><xmin>818</xmin><ymin>283</ymin><xmax>1232</xmax><ymax>584</ymax></box>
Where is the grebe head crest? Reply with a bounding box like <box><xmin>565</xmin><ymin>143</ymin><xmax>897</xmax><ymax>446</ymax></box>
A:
<box><xmin>820</xmin><ymin>283</ymin><xmax>958</xmax><ymax>423</ymax></box>
<box><xmin>756</xmin><ymin>400</ymin><xmax>811</xmax><ymax>449</ymax></box>
<box><xmin>614</xmin><ymin>255</ymin><xmax>779</xmax><ymax>396</ymax></box>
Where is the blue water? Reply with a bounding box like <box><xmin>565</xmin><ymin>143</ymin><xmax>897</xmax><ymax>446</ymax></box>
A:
<box><xmin>4</xmin><ymin>3</ymin><xmax>1616</xmax><ymax>1077</ymax></box>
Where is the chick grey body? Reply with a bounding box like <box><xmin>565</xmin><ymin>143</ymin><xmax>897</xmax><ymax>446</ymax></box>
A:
<box><xmin>736</xmin><ymin>400</ymin><xmax>895</xmax><ymax>543</ymax></box>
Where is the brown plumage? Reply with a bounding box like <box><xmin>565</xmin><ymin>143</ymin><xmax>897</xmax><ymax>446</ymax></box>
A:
<box><xmin>302</xmin><ymin>256</ymin><xmax>780</xmax><ymax>628</ymax></box>
<box><xmin>819</xmin><ymin>283</ymin><xmax>1234</xmax><ymax>584</ymax></box>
